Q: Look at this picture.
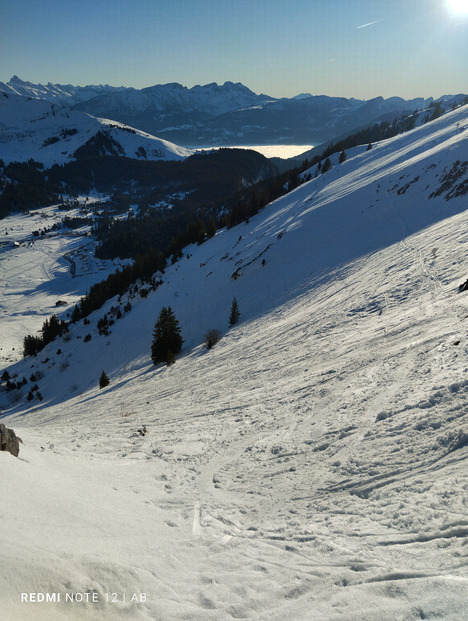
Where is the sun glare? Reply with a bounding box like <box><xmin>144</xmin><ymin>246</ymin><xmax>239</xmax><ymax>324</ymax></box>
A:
<box><xmin>447</xmin><ymin>0</ymin><xmax>468</xmax><ymax>14</ymax></box>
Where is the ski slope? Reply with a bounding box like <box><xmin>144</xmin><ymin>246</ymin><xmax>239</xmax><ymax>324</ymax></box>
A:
<box><xmin>0</xmin><ymin>106</ymin><xmax>467</xmax><ymax>620</ymax></box>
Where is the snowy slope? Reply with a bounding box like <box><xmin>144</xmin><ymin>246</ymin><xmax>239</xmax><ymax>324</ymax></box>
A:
<box><xmin>0</xmin><ymin>106</ymin><xmax>467</xmax><ymax>620</ymax></box>
<box><xmin>0</xmin><ymin>93</ymin><xmax>193</xmax><ymax>166</ymax></box>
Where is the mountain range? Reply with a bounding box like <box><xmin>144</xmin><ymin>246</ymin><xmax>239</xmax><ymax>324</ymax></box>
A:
<box><xmin>0</xmin><ymin>75</ymin><xmax>130</xmax><ymax>105</ymax></box>
<box><xmin>3</xmin><ymin>75</ymin><xmax>465</xmax><ymax>148</ymax></box>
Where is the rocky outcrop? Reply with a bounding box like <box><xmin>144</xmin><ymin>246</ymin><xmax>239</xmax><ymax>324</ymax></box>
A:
<box><xmin>0</xmin><ymin>423</ymin><xmax>21</xmax><ymax>457</ymax></box>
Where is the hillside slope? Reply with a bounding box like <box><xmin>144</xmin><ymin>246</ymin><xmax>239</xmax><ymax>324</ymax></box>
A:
<box><xmin>0</xmin><ymin>106</ymin><xmax>467</xmax><ymax>620</ymax></box>
<box><xmin>0</xmin><ymin>93</ymin><xmax>192</xmax><ymax>167</ymax></box>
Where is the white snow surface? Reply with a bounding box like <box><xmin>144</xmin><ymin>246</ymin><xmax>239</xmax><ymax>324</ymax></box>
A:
<box><xmin>0</xmin><ymin>197</ymin><xmax>131</xmax><ymax>366</ymax></box>
<box><xmin>0</xmin><ymin>93</ymin><xmax>193</xmax><ymax>166</ymax></box>
<box><xmin>1</xmin><ymin>106</ymin><xmax>468</xmax><ymax>620</ymax></box>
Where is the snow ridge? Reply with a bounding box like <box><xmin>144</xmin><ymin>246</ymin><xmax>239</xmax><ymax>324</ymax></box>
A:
<box><xmin>0</xmin><ymin>93</ymin><xmax>193</xmax><ymax>166</ymax></box>
<box><xmin>0</xmin><ymin>75</ymin><xmax>132</xmax><ymax>105</ymax></box>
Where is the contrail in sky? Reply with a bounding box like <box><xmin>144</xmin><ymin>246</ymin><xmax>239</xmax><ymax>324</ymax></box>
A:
<box><xmin>356</xmin><ymin>19</ymin><xmax>383</xmax><ymax>29</ymax></box>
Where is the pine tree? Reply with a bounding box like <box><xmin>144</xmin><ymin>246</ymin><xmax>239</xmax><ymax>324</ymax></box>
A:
<box><xmin>23</xmin><ymin>334</ymin><xmax>41</xmax><ymax>357</ymax></box>
<box><xmin>229</xmin><ymin>297</ymin><xmax>240</xmax><ymax>327</ymax></box>
<box><xmin>206</xmin><ymin>217</ymin><xmax>217</xmax><ymax>239</ymax></box>
<box><xmin>428</xmin><ymin>101</ymin><xmax>444</xmax><ymax>122</ymax></box>
<box><xmin>165</xmin><ymin>349</ymin><xmax>176</xmax><ymax>366</ymax></box>
<box><xmin>339</xmin><ymin>150</ymin><xmax>347</xmax><ymax>163</ymax></box>
<box><xmin>151</xmin><ymin>306</ymin><xmax>183</xmax><ymax>364</ymax></box>
<box><xmin>71</xmin><ymin>304</ymin><xmax>81</xmax><ymax>323</ymax></box>
<box><xmin>321</xmin><ymin>157</ymin><xmax>332</xmax><ymax>174</ymax></box>
<box><xmin>99</xmin><ymin>370</ymin><xmax>110</xmax><ymax>389</ymax></box>
<box><xmin>41</xmin><ymin>314</ymin><xmax>67</xmax><ymax>346</ymax></box>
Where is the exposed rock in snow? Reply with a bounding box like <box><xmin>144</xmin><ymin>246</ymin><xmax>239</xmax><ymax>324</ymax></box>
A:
<box><xmin>0</xmin><ymin>423</ymin><xmax>21</xmax><ymax>456</ymax></box>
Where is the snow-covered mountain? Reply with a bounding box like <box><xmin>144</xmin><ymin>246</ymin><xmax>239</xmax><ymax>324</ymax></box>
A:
<box><xmin>0</xmin><ymin>76</ymin><xmax>271</xmax><ymax>114</ymax></box>
<box><xmin>73</xmin><ymin>81</ymin><xmax>274</xmax><ymax>117</ymax></box>
<box><xmin>0</xmin><ymin>93</ymin><xmax>193</xmax><ymax>166</ymax></box>
<box><xmin>74</xmin><ymin>86</ymin><xmax>434</xmax><ymax>147</ymax></box>
<box><xmin>0</xmin><ymin>105</ymin><xmax>467</xmax><ymax>620</ymax></box>
<box><xmin>0</xmin><ymin>75</ymin><xmax>132</xmax><ymax>105</ymax></box>
<box><xmin>4</xmin><ymin>76</ymin><xmax>458</xmax><ymax>148</ymax></box>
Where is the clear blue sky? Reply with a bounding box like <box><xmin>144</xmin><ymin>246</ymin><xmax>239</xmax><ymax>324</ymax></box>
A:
<box><xmin>1</xmin><ymin>0</ymin><xmax>467</xmax><ymax>99</ymax></box>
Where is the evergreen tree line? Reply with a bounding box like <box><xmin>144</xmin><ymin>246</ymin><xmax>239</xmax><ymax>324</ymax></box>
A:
<box><xmin>0</xmin><ymin>160</ymin><xmax>59</xmax><ymax>219</ymax></box>
<box><xmin>71</xmin><ymin>213</ymin><xmax>220</xmax><ymax>324</ymax></box>
<box><xmin>304</xmin><ymin>114</ymin><xmax>416</xmax><ymax>170</ymax></box>
<box><xmin>94</xmin><ymin>203</ymin><xmax>218</xmax><ymax>261</ymax></box>
<box><xmin>23</xmin><ymin>314</ymin><xmax>68</xmax><ymax>357</ymax></box>
<box><xmin>305</xmin><ymin>99</ymin><xmax>468</xmax><ymax>179</ymax></box>
<box><xmin>1</xmin><ymin>146</ymin><xmax>275</xmax><ymax>220</ymax></box>
<box><xmin>46</xmin><ymin>147</ymin><xmax>275</xmax><ymax>199</ymax></box>
<box><xmin>77</xmin><ymin>148</ymin><xmax>276</xmax><ymax>263</ymax></box>
<box><xmin>21</xmin><ymin>205</ymin><xmax>225</xmax><ymax>354</ymax></box>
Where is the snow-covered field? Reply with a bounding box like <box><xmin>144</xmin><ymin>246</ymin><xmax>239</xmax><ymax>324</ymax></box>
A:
<box><xmin>0</xmin><ymin>198</ymin><xmax>130</xmax><ymax>365</ymax></box>
<box><xmin>1</xmin><ymin>106</ymin><xmax>467</xmax><ymax>620</ymax></box>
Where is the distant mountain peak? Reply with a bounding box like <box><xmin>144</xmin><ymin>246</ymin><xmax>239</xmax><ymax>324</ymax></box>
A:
<box><xmin>0</xmin><ymin>76</ymin><xmax>132</xmax><ymax>106</ymax></box>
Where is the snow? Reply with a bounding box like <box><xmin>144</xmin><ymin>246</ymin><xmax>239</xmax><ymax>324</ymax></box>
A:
<box><xmin>0</xmin><ymin>199</ymin><xmax>130</xmax><ymax>365</ymax></box>
<box><xmin>0</xmin><ymin>106</ymin><xmax>467</xmax><ymax>620</ymax></box>
<box><xmin>68</xmin><ymin>81</ymin><xmax>275</xmax><ymax>121</ymax></box>
<box><xmin>0</xmin><ymin>93</ymin><xmax>193</xmax><ymax>166</ymax></box>
<box><xmin>0</xmin><ymin>75</ymin><xmax>132</xmax><ymax>105</ymax></box>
